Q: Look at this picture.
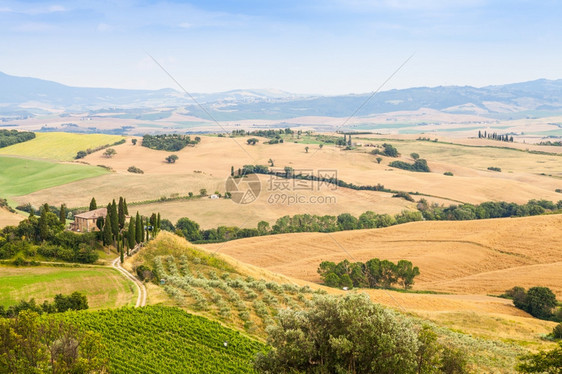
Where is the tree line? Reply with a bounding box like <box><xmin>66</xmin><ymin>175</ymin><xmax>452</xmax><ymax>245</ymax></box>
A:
<box><xmin>418</xmin><ymin>198</ymin><xmax>562</xmax><ymax>220</ymax></box>
<box><xmin>168</xmin><ymin>210</ymin><xmax>424</xmax><ymax>244</ymax></box>
<box><xmin>165</xmin><ymin>198</ymin><xmax>561</xmax><ymax>245</ymax></box>
<box><xmin>141</xmin><ymin>134</ymin><xmax>201</xmax><ymax>151</ymax></box>
<box><xmin>0</xmin><ymin>292</ymin><xmax>88</xmax><ymax>318</ymax></box>
<box><xmin>478</xmin><ymin>130</ymin><xmax>514</xmax><ymax>142</ymax></box>
<box><xmin>75</xmin><ymin>138</ymin><xmax>126</xmax><ymax>159</ymax></box>
<box><xmin>0</xmin><ymin>129</ymin><xmax>35</xmax><ymax>148</ymax></box>
<box><xmin>318</xmin><ymin>258</ymin><xmax>420</xmax><ymax>290</ymax></box>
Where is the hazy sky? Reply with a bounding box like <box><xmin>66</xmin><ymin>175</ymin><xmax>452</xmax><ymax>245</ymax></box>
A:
<box><xmin>1</xmin><ymin>0</ymin><xmax>561</xmax><ymax>94</ymax></box>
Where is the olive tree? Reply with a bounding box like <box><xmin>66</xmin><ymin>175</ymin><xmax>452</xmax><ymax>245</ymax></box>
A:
<box><xmin>255</xmin><ymin>293</ymin><xmax>420</xmax><ymax>373</ymax></box>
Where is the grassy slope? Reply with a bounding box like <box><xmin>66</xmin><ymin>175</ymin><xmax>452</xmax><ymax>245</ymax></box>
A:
<box><xmin>57</xmin><ymin>306</ymin><xmax>265</xmax><ymax>374</ymax></box>
<box><xmin>0</xmin><ymin>266</ymin><xmax>136</xmax><ymax>309</ymax></box>
<box><xmin>129</xmin><ymin>233</ymin><xmax>542</xmax><ymax>372</ymax></box>
<box><xmin>0</xmin><ymin>156</ymin><xmax>108</xmax><ymax>197</ymax></box>
<box><xmin>0</xmin><ymin>132</ymin><xmax>124</xmax><ymax>161</ymax></box>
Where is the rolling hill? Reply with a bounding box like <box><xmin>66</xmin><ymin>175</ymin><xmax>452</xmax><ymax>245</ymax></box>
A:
<box><xmin>202</xmin><ymin>214</ymin><xmax>562</xmax><ymax>297</ymax></box>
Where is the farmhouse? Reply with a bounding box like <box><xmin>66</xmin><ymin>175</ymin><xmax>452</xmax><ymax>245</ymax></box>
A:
<box><xmin>69</xmin><ymin>208</ymin><xmax>107</xmax><ymax>232</ymax></box>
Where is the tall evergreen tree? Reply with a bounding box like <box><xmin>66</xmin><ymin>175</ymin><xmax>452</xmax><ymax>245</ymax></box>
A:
<box><xmin>103</xmin><ymin>221</ymin><xmax>113</xmax><ymax>246</ymax></box>
<box><xmin>135</xmin><ymin>212</ymin><xmax>142</xmax><ymax>244</ymax></box>
<box><xmin>120</xmin><ymin>243</ymin><xmax>124</xmax><ymax>264</ymax></box>
<box><xmin>39</xmin><ymin>209</ymin><xmax>49</xmax><ymax>241</ymax></box>
<box><xmin>156</xmin><ymin>213</ymin><xmax>161</xmax><ymax>233</ymax></box>
<box><xmin>124</xmin><ymin>233</ymin><xmax>130</xmax><ymax>256</ymax></box>
<box><xmin>128</xmin><ymin>218</ymin><xmax>136</xmax><ymax>249</ymax></box>
<box><xmin>89</xmin><ymin>197</ymin><xmax>97</xmax><ymax>211</ymax></box>
<box><xmin>42</xmin><ymin>203</ymin><xmax>50</xmax><ymax>213</ymax></box>
<box><xmin>110</xmin><ymin>200</ymin><xmax>119</xmax><ymax>238</ymax></box>
<box><xmin>59</xmin><ymin>204</ymin><xmax>66</xmax><ymax>225</ymax></box>
<box><xmin>118</xmin><ymin>197</ymin><xmax>125</xmax><ymax>229</ymax></box>
<box><xmin>123</xmin><ymin>198</ymin><xmax>129</xmax><ymax>216</ymax></box>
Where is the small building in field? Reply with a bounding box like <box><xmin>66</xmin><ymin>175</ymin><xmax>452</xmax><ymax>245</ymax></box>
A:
<box><xmin>69</xmin><ymin>208</ymin><xmax>107</xmax><ymax>232</ymax></box>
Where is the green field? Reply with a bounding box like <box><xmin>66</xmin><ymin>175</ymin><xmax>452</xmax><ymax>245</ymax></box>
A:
<box><xmin>0</xmin><ymin>132</ymin><xmax>124</xmax><ymax>161</ymax></box>
<box><xmin>56</xmin><ymin>306</ymin><xmax>265</xmax><ymax>373</ymax></box>
<box><xmin>0</xmin><ymin>266</ymin><xmax>136</xmax><ymax>309</ymax></box>
<box><xmin>0</xmin><ymin>156</ymin><xmax>108</xmax><ymax>197</ymax></box>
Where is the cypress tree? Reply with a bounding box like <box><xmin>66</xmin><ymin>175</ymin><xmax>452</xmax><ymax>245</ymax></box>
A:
<box><xmin>59</xmin><ymin>204</ymin><xmax>66</xmax><ymax>225</ymax></box>
<box><xmin>89</xmin><ymin>197</ymin><xmax>97</xmax><ymax>211</ymax></box>
<box><xmin>156</xmin><ymin>213</ymin><xmax>161</xmax><ymax>233</ymax></box>
<box><xmin>124</xmin><ymin>233</ymin><xmax>130</xmax><ymax>256</ymax></box>
<box><xmin>135</xmin><ymin>212</ymin><xmax>142</xmax><ymax>244</ymax></box>
<box><xmin>103</xmin><ymin>221</ymin><xmax>113</xmax><ymax>246</ymax></box>
<box><xmin>111</xmin><ymin>200</ymin><xmax>119</xmax><ymax>238</ymax></box>
<box><xmin>230</xmin><ymin>166</ymin><xmax>234</xmax><ymax>177</ymax></box>
<box><xmin>39</xmin><ymin>209</ymin><xmax>49</xmax><ymax>241</ymax></box>
<box><xmin>128</xmin><ymin>218</ymin><xmax>136</xmax><ymax>249</ymax></box>
<box><xmin>120</xmin><ymin>243</ymin><xmax>124</xmax><ymax>264</ymax></box>
<box><xmin>43</xmin><ymin>203</ymin><xmax>50</xmax><ymax>213</ymax></box>
<box><xmin>118</xmin><ymin>197</ymin><xmax>125</xmax><ymax>229</ymax></box>
<box><xmin>123</xmin><ymin>198</ymin><xmax>129</xmax><ymax>216</ymax></box>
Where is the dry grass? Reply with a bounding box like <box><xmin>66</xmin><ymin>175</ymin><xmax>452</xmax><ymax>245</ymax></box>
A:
<box><xmin>135</xmin><ymin>232</ymin><xmax>557</xmax><ymax>353</ymax></box>
<box><xmin>14</xmin><ymin>134</ymin><xmax>562</xmax><ymax>229</ymax></box>
<box><xmin>0</xmin><ymin>207</ymin><xmax>24</xmax><ymax>228</ymax></box>
<box><xmin>202</xmin><ymin>214</ymin><xmax>562</xmax><ymax>297</ymax></box>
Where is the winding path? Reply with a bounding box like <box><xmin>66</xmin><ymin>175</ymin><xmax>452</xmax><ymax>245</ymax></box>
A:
<box><xmin>111</xmin><ymin>255</ymin><xmax>147</xmax><ymax>307</ymax></box>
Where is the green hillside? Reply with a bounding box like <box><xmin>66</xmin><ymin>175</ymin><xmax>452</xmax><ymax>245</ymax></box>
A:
<box><xmin>0</xmin><ymin>156</ymin><xmax>108</xmax><ymax>197</ymax></box>
<box><xmin>56</xmin><ymin>306</ymin><xmax>265</xmax><ymax>373</ymax></box>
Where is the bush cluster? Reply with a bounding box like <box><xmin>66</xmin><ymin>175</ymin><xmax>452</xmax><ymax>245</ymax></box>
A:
<box><xmin>318</xmin><ymin>258</ymin><xmax>420</xmax><ymax>289</ymax></box>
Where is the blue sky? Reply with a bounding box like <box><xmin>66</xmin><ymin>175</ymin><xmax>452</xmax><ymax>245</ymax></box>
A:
<box><xmin>1</xmin><ymin>0</ymin><xmax>561</xmax><ymax>94</ymax></box>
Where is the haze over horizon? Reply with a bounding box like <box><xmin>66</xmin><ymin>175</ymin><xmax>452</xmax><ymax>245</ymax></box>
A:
<box><xmin>2</xmin><ymin>0</ymin><xmax>562</xmax><ymax>95</ymax></box>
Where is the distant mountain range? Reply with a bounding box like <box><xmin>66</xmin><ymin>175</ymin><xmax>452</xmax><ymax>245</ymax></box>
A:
<box><xmin>2</xmin><ymin>71</ymin><xmax>562</xmax><ymax>120</ymax></box>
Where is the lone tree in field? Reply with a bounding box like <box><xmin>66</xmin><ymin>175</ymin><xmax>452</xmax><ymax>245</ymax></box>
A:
<box><xmin>89</xmin><ymin>197</ymin><xmax>97</xmax><ymax>211</ymax></box>
<box><xmin>132</xmin><ymin>138</ymin><xmax>137</xmax><ymax>145</ymax></box>
<box><xmin>200</xmin><ymin>188</ymin><xmax>207</xmax><ymax>197</ymax></box>
<box><xmin>103</xmin><ymin>148</ymin><xmax>116</xmax><ymax>158</ymax></box>
<box><xmin>410</xmin><ymin>152</ymin><xmax>420</xmax><ymax>160</ymax></box>
<box><xmin>376</xmin><ymin>157</ymin><xmax>383</xmax><ymax>164</ymax></box>
<box><xmin>165</xmin><ymin>154</ymin><xmax>179</xmax><ymax>163</ymax></box>
<box><xmin>305</xmin><ymin>146</ymin><xmax>309</xmax><ymax>153</ymax></box>
<box><xmin>247</xmin><ymin>138</ymin><xmax>259</xmax><ymax>145</ymax></box>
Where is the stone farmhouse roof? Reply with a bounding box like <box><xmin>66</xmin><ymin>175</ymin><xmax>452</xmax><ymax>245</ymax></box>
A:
<box><xmin>74</xmin><ymin>208</ymin><xmax>107</xmax><ymax>220</ymax></box>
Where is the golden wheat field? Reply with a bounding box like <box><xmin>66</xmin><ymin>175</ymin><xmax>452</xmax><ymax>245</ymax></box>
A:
<box><xmin>202</xmin><ymin>214</ymin><xmax>562</xmax><ymax>296</ymax></box>
<box><xmin>0</xmin><ymin>207</ymin><xmax>24</xmax><ymax>228</ymax></box>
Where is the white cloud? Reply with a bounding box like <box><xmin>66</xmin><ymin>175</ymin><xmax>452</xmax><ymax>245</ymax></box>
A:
<box><xmin>97</xmin><ymin>23</ymin><xmax>113</xmax><ymax>32</ymax></box>
<box><xmin>13</xmin><ymin>22</ymin><xmax>57</xmax><ymax>32</ymax></box>
<box><xmin>178</xmin><ymin>22</ymin><xmax>192</xmax><ymax>29</ymax></box>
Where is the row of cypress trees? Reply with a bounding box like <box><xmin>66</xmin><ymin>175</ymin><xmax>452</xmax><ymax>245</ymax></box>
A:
<box><xmin>89</xmin><ymin>197</ymin><xmax>161</xmax><ymax>262</ymax></box>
